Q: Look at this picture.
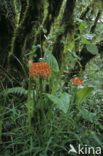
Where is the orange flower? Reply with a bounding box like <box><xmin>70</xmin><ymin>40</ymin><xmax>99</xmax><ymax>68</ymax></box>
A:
<box><xmin>71</xmin><ymin>78</ymin><xmax>83</xmax><ymax>86</ymax></box>
<box><xmin>29</xmin><ymin>62</ymin><xmax>51</xmax><ymax>78</ymax></box>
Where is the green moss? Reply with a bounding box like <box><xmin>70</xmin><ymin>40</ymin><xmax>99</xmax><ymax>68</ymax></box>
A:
<box><xmin>42</xmin><ymin>0</ymin><xmax>49</xmax><ymax>24</ymax></box>
<box><xmin>43</xmin><ymin>0</ymin><xmax>66</xmax><ymax>54</ymax></box>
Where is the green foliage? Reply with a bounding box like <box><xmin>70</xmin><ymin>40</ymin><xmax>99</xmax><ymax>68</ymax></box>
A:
<box><xmin>47</xmin><ymin>93</ymin><xmax>71</xmax><ymax>113</ymax></box>
<box><xmin>1</xmin><ymin>0</ymin><xmax>103</xmax><ymax>155</ymax></box>
<box><xmin>83</xmin><ymin>55</ymin><xmax>103</xmax><ymax>89</ymax></box>
<box><xmin>0</xmin><ymin>87</ymin><xmax>28</xmax><ymax>96</ymax></box>
<box><xmin>82</xmin><ymin>34</ymin><xmax>95</xmax><ymax>40</ymax></box>
<box><xmin>46</xmin><ymin>53</ymin><xmax>59</xmax><ymax>73</ymax></box>
<box><xmin>76</xmin><ymin>86</ymin><xmax>94</xmax><ymax>104</ymax></box>
<box><xmin>78</xmin><ymin>20</ymin><xmax>87</xmax><ymax>33</ymax></box>
<box><xmin>79</xmin><ymin>108</ymin><xmax>97</xmax><ymax>123</ymax></box>
<box><xmin>86</xmin><ymin>44</ymin><xmax>99</xmax><ymax>55</ymax></box>
<box><xmin>80</xmin><ymin>36</ymin><xmax>90</xmax><ymax>44</ymax></box>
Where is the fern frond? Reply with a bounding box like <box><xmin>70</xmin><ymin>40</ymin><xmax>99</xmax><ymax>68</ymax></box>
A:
<box><xmin>0</xmin><ymin>87</ymin><xmax>28</xmax><ymax>96</ymax></box>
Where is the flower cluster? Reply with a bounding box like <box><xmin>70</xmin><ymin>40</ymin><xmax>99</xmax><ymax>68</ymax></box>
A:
<box><xmin>29</xmin><ymin>62</ymin><xmax>51</xmax><ymax>78</ymax></box>
<box><xmin>71</xmin><ymin>78</ymin><xmax>83</xmax><ymax>86</ymax></box>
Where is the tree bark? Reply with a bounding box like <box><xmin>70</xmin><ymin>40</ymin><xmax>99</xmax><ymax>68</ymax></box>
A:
<box><xmin>9</xmin><ymin>0</ymin><xmax>44</xmax><ymax>70</ymax></box>
<box><xmin>52</xmin><ymin>0</ymin><xmax>76</xmax><ymax>66</ymax></box>
<box><xmin>0</xmin><ymin>1</ymin><xmax>15</xmax><ymax>67</ymax></box>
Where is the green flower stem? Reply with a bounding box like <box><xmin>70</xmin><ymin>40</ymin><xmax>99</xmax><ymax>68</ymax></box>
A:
<box><xmin>35</xmin><ymin>79</ymin><xmax>41</xmax><ymax>126</ymax></box>
<box><xmin>0</xmin><ymin>120</ymin><xmax>2</xmax><ymax>142</ymax></box>
<box><xmin>39</xmin><ymin>78</ymin><xmax>45</xmax><ymax>119</ymax></box>
<box><xmin>27</xmin><ymin>77</ymin><xmax>31</xmax><ymax>130</ymax></box>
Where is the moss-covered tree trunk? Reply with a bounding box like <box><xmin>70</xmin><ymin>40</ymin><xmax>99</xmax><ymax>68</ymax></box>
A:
<box><xmin>0</xmin><ymin>0</ymin><xmax>15</xmax><ymax>67</ymax></box>
<box><xmin>9</xmin><ymin>0</ymin><xmax>44</xmax><ymax>70</ymax></box>
<box><xmin>1</xmin><ymin>0</ymin><xmax>103</xmax><ymax>81</ymax></box>
<box><xmin>52</xmin><ymin>0</ymin><xmax>76</xmax><ymax>67</ymax></box>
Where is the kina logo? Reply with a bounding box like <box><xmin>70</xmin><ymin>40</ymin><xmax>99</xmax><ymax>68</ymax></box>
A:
<box><xmin>69</xmin><ymin>144</ymin><xmax>77</xmax><ymax>154</ymax></box>
<box><xmin>68</xmin><ymin>144</ymin><xmax>101</xmax><ymax>155</ymax></box>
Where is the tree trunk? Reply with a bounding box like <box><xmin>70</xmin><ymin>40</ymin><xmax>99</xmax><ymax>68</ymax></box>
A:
<box><xmin>52</xmin><ymin>0</ymin><xmax>76</xmax><ymax>66</ymax></box>
<box><xmin>1</xmin><ymin>0</ymin><xmax>103</xmax><ymax>81</ymax></box>
<box><xmin>9</xmin><ymin>0</ymin><xmax>44</xmax><ymax>70</ymax></box>
<box><xmin>0</xmin><ymin>1</ymin><xmax>15</xmax><ymax>67</ymax></box>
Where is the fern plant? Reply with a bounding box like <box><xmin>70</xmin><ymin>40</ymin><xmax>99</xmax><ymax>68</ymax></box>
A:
<box><xmin>0</xmin><ymin>87</ymin><xmax>28</xmax><ymax>97</ymax></box>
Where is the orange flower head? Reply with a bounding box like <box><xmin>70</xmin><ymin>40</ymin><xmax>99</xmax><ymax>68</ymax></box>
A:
<box><xmin>29</xmin><ymin>62</ymin><xmax>51</xmax><ymax>78</ymax></box>
<box><xmin>71</xmin><ymin>78</ymin><xmax>83</xmax><ymax>86</ymax></box>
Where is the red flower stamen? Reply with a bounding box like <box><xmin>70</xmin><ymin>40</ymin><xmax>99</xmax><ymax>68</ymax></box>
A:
<box><xmin>71</xmin><ymin>78</ymin><xmax>83</xmax><ymax>86</ymax></box>
<box><xmin>29</xmin><ymin>62</ymin><xmax>51</xmax><ymax>78</ymax></box>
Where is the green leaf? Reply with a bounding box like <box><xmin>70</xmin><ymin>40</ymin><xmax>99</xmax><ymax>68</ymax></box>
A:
<box><xmin>78</xmin><ymin>22</ymin><xmax>86</xmax><ymax>33</ymax></box>
<box><xmin>76</xmin><ymin>87</ymin><xmax>94</xmax><ymax>104</ymax></box>
<box><xmin>46</xmin><ymin>93</ymin><xmax>70</xmax><ymax>113</ymax></box>
<box><xmin>86</xmin><ymin>44</ymin><xmax>98</xmax><ymax>55</ymax></box>
<box><xmin>82</xmin><ymin>34</ymin><xmax>94</xmax><ymax>40</ymax></box>
<box><xmin>92</xmin><ymin>132</ymin><xmax>102</xmax><ymax>146</ymax></box>
<box><xmin>79</xmin><ymin>108</ymin><xmax>96</xmax><ymax>122</ymax></box>
<box><xmin>46</xmin><ymin>53</ymin><xmax>59</xmax><ymax>72</ymax></box>
<box><xmin>0</xmin><ymin>87</ymin><xmax>28</xmax><ymax>96</ymax></box>
<box><xmin>43</xmin><ymin>28</ymin><xmax>47</xmax><ymax>34</ymax></box>
<box><xmin>81</xmin><ymin>36</ymin><xmax>90</xmax><ymax>44</ymax></box>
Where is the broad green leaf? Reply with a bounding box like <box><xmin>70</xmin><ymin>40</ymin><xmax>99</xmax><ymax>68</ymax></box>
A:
<box><xmin>82</xmin><ymin>34</ymin><xmax>94</xmax><ymax>40</ymax></box>
<box><xmin>81</xmin><ymin>36</ymin><xmax>90</xmax><ymax>44</ymax></box>
<box><xmin>86</xmin><ymin>44</ymin><xmax>98</xmax><ymax>55</ymax></box>
<box><xmin>76</xmin><ymin>18</ymin><xmax>84</xmax><ymax>23</ymax></box>
<box><xmin>78</xmin><ymin>22</ymin><xmax>86</xmax><ymax>33</ymax></box>
<box><xmin>76</xmin><ymin>87</ymin><xmax>94</xmax><ymax>104</ymax></box>
<box><xmin>46</xmin><ymin>93</ymin><xmax>70</xmax><ymax>113</ymax></box>
<box><xmin>79</xmin><ymin>108</ymin><xmax>96</xmax><ymax>122</ymax></box>
<box><xmin>46</xmin><ymin>53</ymin><xmax>59</xmax><ymax>72</ymax></box>
<box><xmin>68</xmin><ymin>42</ymin><xmax>74</xmax><ymax>51</ymax></box>
<box><xmin>43</xmin><ymin>28</ymin><xmax>47</xmax><ymax>34</ymax></box>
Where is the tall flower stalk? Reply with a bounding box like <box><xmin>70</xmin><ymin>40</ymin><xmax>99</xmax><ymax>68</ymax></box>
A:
<box><xmin>27</xmin><ymin>77</ymin><xmax>32</xmax><ymax>131</ymax></box>
<box><xmin>27</xmin><ymin>61</ymin><xmax>51</xmax><ymax>130</ymax></box>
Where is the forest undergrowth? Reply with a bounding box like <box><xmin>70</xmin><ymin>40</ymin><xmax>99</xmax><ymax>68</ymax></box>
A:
<box><xmin>0</xmin><ymin>54</ymin><xmax>103</xmax><ymax>156</ymax></box>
